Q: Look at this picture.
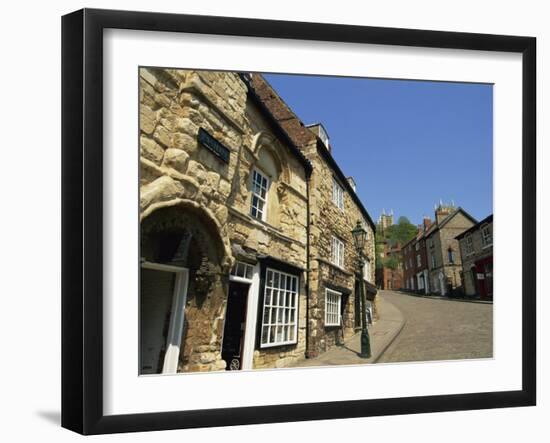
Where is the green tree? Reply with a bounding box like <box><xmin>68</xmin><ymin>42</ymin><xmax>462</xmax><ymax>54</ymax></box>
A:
<box><xmin>375</xmin><ymin>215</ymin><xmax>418</xmax><ymax>270</ymax></box>
<box><xmin>384</xmin><ymin>256</ymin><xmax>400</xmax><ymax>270</ymax></box>
<box><xmin>384</xmin><ymin>216</ymin><xmax>417</xmax><ymax>245</ymax></box>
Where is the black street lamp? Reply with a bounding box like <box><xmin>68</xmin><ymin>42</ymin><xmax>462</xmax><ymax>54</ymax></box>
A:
<box><xmin>351</xmin><ymin>220</ymin><xmax>372</xmax><ymax>358</ymax></box>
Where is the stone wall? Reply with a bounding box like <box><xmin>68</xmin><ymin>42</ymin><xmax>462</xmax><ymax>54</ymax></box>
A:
<box><xmin>459</xmin><ymin>220</ymin><xmax>493</xmax><ymax>296</ymax></box>
<box><xmin>139</xmin><ymin>68</ymin><xmax>308</xmax><ymax>371</ymax></box>
<box><xmin>306</xmin><ymin>148</ymin><xmax>376</xmax><ymax>355</ymax></box>
<box><xmin>248</xmin><ymin>73</ymin><xmax>377</xmax><ymax>359</ymax></box>
<box><xmin>426</xmin><ymin>210</ymin><xmax>476</xmax><ymax>294</ymax></box>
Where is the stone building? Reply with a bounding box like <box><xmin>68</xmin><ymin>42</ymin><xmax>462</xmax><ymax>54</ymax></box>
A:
<box><xmin>139</xmin><ymin>68</ymin><xmax>313</xmax><ymax>374</ymax></box>
<box><xmin>424</xmin><ymin>203</ymin><xmax>477</xmax><ymax>296</ymax></box>
<box><xmin>377</xmin><ymin>209</ymin><xmax>394</xmax><ymax>234</ymax></box>
<box><xmin>375</xmin><ymin>241</ymin><xmax>403</xmax><ymax>290</ymax></box>
<box><xmin>248</xmin><ymin>74</ymin><xmax>377</xmax><ymax>359</ymax></box>
<box><xmin>402</xmin><ymin>217</ymin><xmax>431</xmax><ymax>293</ymax></box>
<box><xmin>456</xmin><ymin>214</ymin><xmax>493</xmax><ymax>299</ymax></box>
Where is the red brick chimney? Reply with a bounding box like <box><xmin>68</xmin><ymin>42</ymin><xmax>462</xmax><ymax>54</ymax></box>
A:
<box><xmin>423</xmin><ymin>216</ymin><xmax>432</xmax><ymax>232</ymax></box>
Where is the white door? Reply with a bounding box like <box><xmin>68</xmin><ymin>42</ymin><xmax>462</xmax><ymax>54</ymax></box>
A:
<box><xmin>140</xmin><ymin>263</ymin><xmax>189</xmax><ymax>375</ymax></box>
<box><xmin>439</xmin><ymin>272</ymin><xmax>446</xmax><ymax>296</ymax></box>
<box><xmin>424</xmin><ymin>270</ymin><xmax>430</xmax><ymax>294</ymax></box>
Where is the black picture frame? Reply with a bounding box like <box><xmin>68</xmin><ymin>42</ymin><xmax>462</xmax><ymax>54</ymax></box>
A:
<box><xmin>61</xmin><ymin>8</ymin><xmax>536</xmax><ymax>435</ymax></box>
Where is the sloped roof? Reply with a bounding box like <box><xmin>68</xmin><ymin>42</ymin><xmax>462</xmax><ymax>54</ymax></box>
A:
<box><xmin>456</xmin><ymin>214</ymin><xmax>493</xmax><ymax>240</ymax></box>
<box><xmin>238</xmin><ymin>74</ymin><xmax>313</xmax><ymax>177</ymax></box>
<box><xmin>424</xmin><ymin>207</ymin><xmax>478</xmax><ymax>237</ymax></box>
<box><xmin>244</xmin><ymin>73</ymin><xmax>376</xmax><ymax>232</ymax></box>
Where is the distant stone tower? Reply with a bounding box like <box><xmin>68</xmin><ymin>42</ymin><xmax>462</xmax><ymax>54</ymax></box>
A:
<box><xmin>378</xmin><ymin>208</ymin><xmax>394</xmax><ymax>233</ymax></box>
<box><xmin>434</xmin><ymin>199</ymin><xmax>456</xmax><ymax>223</ymax></box>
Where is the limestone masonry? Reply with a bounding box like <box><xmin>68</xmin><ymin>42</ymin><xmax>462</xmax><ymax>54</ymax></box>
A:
<box><xmin>139</xmin><ymin>68</ymin><xmax>377</xmax><ymax>374</ymax></box>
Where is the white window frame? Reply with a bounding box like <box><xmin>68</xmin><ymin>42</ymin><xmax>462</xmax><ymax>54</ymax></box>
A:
<box><xmin>416</xmin><ymin>254</ymin><xmax>421</xmax><ymax>267</ymax></box>
<box><xmin>325</xmin><ymin>288</ymin><xmax>342</xmax><ymax>327</ymax></box>
<box><xmin>363</xmin><ymin>259</ymin><xmax>371</xmax><ymax>282</ymax></box>
<box><xmin>465</xmin><ymin>235</ymin><xmax>474</xmax><ymax>255</ymax></box>
<box><xmin>481</xmin><ymin>224</ymin><xmax>492</xmax><ymax>247</ymax></box>
<box><xmin>331</xmin><ymin>235</ymin><xmax>345</xmax><ymax>268</ymax></box>
<box><xmin>363</xmin><ymin>221</ymin><xmax>370</xmax><ymax>240</ymax></box>
<box><xmin>227</xmin><ymin>261</ymin><xmax>261</xmax><ymax>370</ymax></box>
<box><xmin>415</xmin><ymin>242</ymin><xmax>420</xmax><ymax>251</ymax></box>
<box><xmin>230</xmin><ymin>261</ymin><xmax>254</xmax><ymax>282</ymax></box>
<box><xmin>260</xmin><ymin>268</ymin><xmax>299</xmax><ymax>348</ymax></box>
<box><xmin>332</xmin><ymin>177</ymin><xmax>344</xmax><ymax>211</ymax></box>
<box><xmin>250</xmin><ymin>168</ymin><xmax>269</xmax><ymax>221</ymax></box>
<box><xmin>431</xmin><ymin>253</ymin><xmax>436</xmax><ymax>268</ymax></box>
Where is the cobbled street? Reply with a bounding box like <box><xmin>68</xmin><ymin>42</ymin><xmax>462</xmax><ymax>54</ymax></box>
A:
<box><xmin>377</xmin><ymin>290</ymin><xmax>493</xmax><ymax>363</ymax></box>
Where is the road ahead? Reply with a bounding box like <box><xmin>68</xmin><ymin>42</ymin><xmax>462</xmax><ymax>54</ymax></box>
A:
<box><xmin>377</xmin><ymin>290</ymin><xmax>493</xmax><ymax>363</ymax></box>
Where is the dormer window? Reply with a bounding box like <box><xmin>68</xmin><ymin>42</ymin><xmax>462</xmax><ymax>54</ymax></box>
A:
<box><xmin>306</xmin><ymin>123</ymin><xmax>330</xmax><ymax>150</ymax></box>
<box><xmin>318</xmin><ymin>125</ymin><xmax>329</xmax><ymax>149</ymax></box>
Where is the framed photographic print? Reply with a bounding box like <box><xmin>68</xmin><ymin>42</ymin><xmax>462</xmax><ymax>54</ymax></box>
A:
<box><xmin>61</xmin><ymin>8</ymin><xmax>536</xmax><ymax>435</ymax></box>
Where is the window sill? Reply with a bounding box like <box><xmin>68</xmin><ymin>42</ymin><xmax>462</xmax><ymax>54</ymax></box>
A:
<box><xmin>259</xmin><ymin>340</ymin><xmax>298</xmax><ymax>350</ymax></box>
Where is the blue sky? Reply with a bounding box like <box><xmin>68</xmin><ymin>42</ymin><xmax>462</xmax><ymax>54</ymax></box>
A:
<box><xmin>264</xmin><ymin>73</ymin><xmax>493</xmax><ymax>226</ymax></box>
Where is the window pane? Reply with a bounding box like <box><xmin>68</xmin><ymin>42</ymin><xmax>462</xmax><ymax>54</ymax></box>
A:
<box><xmin>272</xmin><ymin>289</ymin><xmax>278</xmax><ymax>306</ymax></box>
<box><xmin>276</xmin><ymin>326</ymin><xmax>283</xmax><ymax>342</ymax></box>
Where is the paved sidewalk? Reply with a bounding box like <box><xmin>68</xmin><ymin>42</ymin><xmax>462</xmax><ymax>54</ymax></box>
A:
<box><xmin>292</xmin><ymin>295</ymin><xmax>405</xmax><ymax>368</ymax></box>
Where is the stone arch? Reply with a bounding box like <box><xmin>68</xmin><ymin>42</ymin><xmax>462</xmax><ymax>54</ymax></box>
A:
<box><xmin>251</xmin><ymin>131</ymin><xmax>290</xmax><ymax>183</ymax></box>
<box><xmin>140</xmin><ymin>199</ymin><xmax>233</xmax><ymax>372</ymax></box>
<box><xmin>141</xmin><ymin>198</ymin><xmax>233</xmax><ymax>272</ymax></box>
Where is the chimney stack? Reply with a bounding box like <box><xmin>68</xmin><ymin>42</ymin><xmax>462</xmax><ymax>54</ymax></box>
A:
<box><xmin>423</xmin><ymin>216</ymin><xmax>432</xmax><ymax>232</ymax></box>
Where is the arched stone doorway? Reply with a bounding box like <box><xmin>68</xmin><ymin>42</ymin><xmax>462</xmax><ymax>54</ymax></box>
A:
<box><xmin>140</xmin><ymin>203</ymin><xmax>229</xmax><ymax>374</ymax></box>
